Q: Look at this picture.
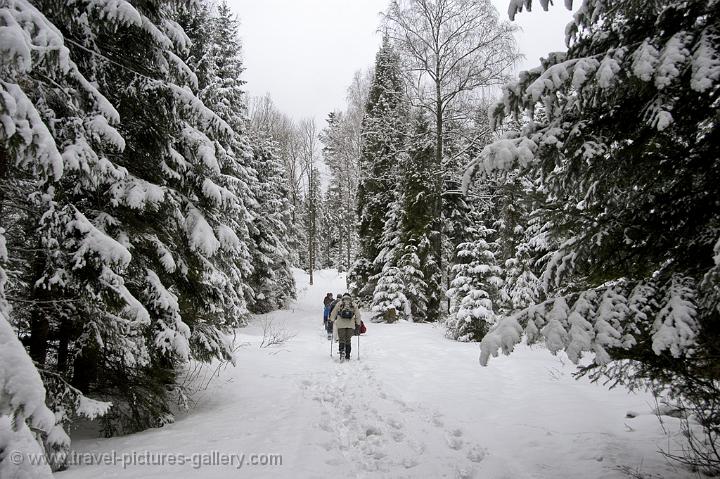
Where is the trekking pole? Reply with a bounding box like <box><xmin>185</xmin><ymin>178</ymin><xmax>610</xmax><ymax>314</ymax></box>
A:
<box><xmin>357</xmin><ymin>322</ymin><xmax>360</xmax><ymax>360</ymax></box>
<box><xmin>330</xmin><ymin>324</ymin><xmax>333</xmax><ymax>358</ymax></box>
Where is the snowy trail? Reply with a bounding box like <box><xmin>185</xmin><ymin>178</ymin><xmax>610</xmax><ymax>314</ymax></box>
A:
<box><xmin>59</xmin><ymin>269</ymin><xmax>692</xmax><ymax>479</ymax></box>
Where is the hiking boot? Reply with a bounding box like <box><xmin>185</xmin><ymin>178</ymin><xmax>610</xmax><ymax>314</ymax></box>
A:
<box><xmin>345</xmin><ymin>344</ymin><xmax>351</xmax><ymax>360</ymax></box>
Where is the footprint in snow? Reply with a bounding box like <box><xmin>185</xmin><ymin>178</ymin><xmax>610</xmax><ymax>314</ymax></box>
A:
<box><xmin>447</xmin><ymin>435</ymin><xmax>464</xmax><ymax>450</ymax></box>
<box><xmin>370</xmin><ymin>449</ymin><xmax>387</xmax><ymax>460</ymax></box>
<box><xmin>431</xmin><ymin>413</ymin><xmax>445</xmax><ymax>427</ymax></box>
<box><xmin>387</xmin><ymin>417</ymin><xmax>403</xmax><ymax>429</ymax></box>
<box><xmin>455</xmin><ymin>465</ymin><xmax>476</xmax><ymax>479</ymax></box>
<box><xmin>402</xmin><ymin>457</ymin><xmax>419</xmax><ymax>469</ymax></box>
<box><xmin>466</xmin><ymin>446</ymin><xmax>487</xmax><ymax>463</ymax></box>
<box><xmin>407</xmin><ymin>439</ymin><xmax>426</xmax><ymax>454</ymax></box>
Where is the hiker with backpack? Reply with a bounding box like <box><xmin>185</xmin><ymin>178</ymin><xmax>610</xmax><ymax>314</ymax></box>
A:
<box><xmin>323</xmin><ymin>293</ymin><xmax>334</xmax><ymax>340</ymax></box>
<box><xmin>329</xmin><ymin>293</ymin><xmax>361</xmax><ymax>360</ymax></box>
<box><xmin>329</xmin><ymin>292</ymin><xmax>343</xmax><ymax>340</ymax></box>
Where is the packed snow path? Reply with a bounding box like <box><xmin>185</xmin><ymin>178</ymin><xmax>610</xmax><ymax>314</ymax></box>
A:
<box><xmin>60</xmin><ymin>270</ymin><xmax>693</xmax><ymax>479</ymax></box>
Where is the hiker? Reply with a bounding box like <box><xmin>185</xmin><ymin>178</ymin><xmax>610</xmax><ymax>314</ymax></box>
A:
<box><xmin>329</xmin><ymin>292</ymin><xmax>343</xmax><ymax>340</ymax></box>
<box><xmin>323</xmin><ymin>293</ymin><xmax>334</xmax><ymax>340</ymax></box>
<box><xmin>329</xmin><ymin>293</ymin><xmax>361</xmax><ymax>360</ymax></box>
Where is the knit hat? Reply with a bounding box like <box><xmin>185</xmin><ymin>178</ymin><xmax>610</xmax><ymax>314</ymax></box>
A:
<box><xmin>342</xmin><ymin>293</ymin><xmax>351</xmax><ymax>299</ymax></box>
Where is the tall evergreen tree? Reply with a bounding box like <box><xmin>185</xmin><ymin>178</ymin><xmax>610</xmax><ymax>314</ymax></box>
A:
<box><xmin>398</xmin><ymin>115</ymin><xmax>442</xmax><ymax>321</ymax></box>
<box><xmin>397</xmin><ymin>243</ymin><xmax>427</xmax><ymax>322</ymax></box>
<box><xmin>246</xmin><ymin>139</ymin><xmax>296</xmax><ymax>312</ymax></box>
<box><xmin>1</xmin><ymin>0</ymin><xmax>188</xmax><ymax>465</ymax></box>
<box><xmin>1</xmin><ymin>0</ymin><xmax>265</xmax><ymax>450</ymax></box>
<box><xmin>354</xmin><ymin>37</ymin><xmax>407</xmax><ymax>301</ymax></box>
<box><xmin>181</xmin><ymin>1</ymin><xmax>295</xmax><ymax>313</ymax></box>
<box><xmin>369</xmin><ymin>113</ymin><xmax>443</xmax><ymax>322</ymax></box>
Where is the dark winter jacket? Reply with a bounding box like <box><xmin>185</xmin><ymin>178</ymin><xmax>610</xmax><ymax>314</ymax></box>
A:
<box><xmin>323</xmin><ymin>294</ymin><xmax>333</xmax><ymax>308</ymax></box>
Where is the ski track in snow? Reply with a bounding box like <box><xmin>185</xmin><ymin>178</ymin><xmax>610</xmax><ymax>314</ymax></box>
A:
<box><xmin>59</xmin><ymin>269</ymin><xmax>696</xmax><ymax>479</ymax></box>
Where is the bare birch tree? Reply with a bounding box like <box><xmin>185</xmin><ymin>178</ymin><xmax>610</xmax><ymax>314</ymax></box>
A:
<box><xmin>382</xmin><ymin>0</ymin><xmax>520</xmax><ymax>297</ymax></box>
<box><xmin>319</xmin><ymin>70</ymin><xmax>371</xmax><ymax>271</ymax></box>
<box><xmin>248</xmin><ymin>94</ymin><xmax>308</xmax><ymax>266</ymax></box>
<box><xmin>248</xmin><ymin>94</ymin><xmax>306</xmax><ymax>221</ymax></box>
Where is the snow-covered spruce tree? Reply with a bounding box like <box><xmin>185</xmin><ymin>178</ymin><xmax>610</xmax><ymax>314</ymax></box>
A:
<box><xmin>355</xmin><ymin>36</ymin><xmax>407</xmax><ymax>302</ymax></box>
<box><xmin>398</xmin><ymin>114</ymin><xmax>443</xmax><ymax>321</ymax></box>
<box><xmin>360</xmin><ymin>184</ymin><xmax>405</xmax><ymax>304</ymax></box>
<box><xmin>493</xmin><ymin>174</ymin><xmax>544</xmax><ymax>312</ymax></box>
<box><xmin>1</xmin><ymin>219</ymin><xmax>55</xmax><ymax>478</ymax></box>
<box><xmin>1</xmin><ymin>311</ymin><xmax>55</xmax><ymax>479</ymax></box>
<box><xmin>441</xmin><ymin>106</ymin><xmax>494</xmax><ymax>255</ymax></box>
<box><xmin>348</xmin><ymin>258</ymin><xmax>372</xmax><ymax>302</ymax></box>
<box><xmin>368</xmin><ymin>186</ymin><xmax>404</xmax><ymax>313</ymax></box>
<box><xmin>246</xmin><ymin>139</ymin><xmax>296</xmax><ymax>312</ymax></box>
<box><xmin>503</xmin><ymin>242</ymin><xmax>541</xmax><ymax>312</ymax></box>
<box><xmin>178</xmin><ymin>0</ymin><xmax>257</xmax><ymax>312</ymax></box>
<box><xmin>0</xmin><ymin>0</ymin><xmax>137</xmax><ymax>467</ymax></box>
<box><xmin>181</xmin><ymin>1</ymin><xmax>295</xmax><ymax>313</ymax></box>
<box><xmin>446</xmin><ymin>226</ymin><xmax>504</xmax><ymax>341</ymax></box>
<box><xmin>371</xmin><ymin>266</ymin><xmax>409</xmax><ymax>322</ymax></box>
<box><xmin>5</xmin><ymin>0</ymin><xmax>249</xmax><ymax>437</ymax></box>
<box><xmin>396</xmin><ymin>243</ymin><xmax>427</xmax><ymax>323</ymax></box>
<box><xmin>369</xmin><ymin>114</ymin><xmax>443</xmax><ymax>322</ymax></box>
<box><xmin>473</xmin><ymin>0</ymin><xmax>720</xmax><ymax>469</ymax></box>
<box><xmin>442</xmin><ymin>160</ymin><xmax>482</xmax><ymax>278</ymax></box>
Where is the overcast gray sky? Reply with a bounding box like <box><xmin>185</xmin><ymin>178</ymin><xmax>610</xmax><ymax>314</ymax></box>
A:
<box><xmin>228</xmin><ymin>0</ymin><xmax>574</xmax><ymax>122</ymax></box>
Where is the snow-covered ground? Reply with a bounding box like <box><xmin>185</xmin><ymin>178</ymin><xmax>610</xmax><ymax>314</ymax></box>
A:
<box><xmin>60</xmin><ymin>269</ymin><xmax>694</xmax><ymax>479</ymax></box>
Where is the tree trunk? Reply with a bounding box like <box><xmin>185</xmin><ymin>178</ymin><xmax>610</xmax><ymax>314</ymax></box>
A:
<box><xmin>0</xmin><ymin>147</ymin><xmax>7</xmax><ymax>216</ymax></box>
<box><xmin>72</xmin><ymin>341</ymin><xmax>99</xmax><ymax>393</ymax></box>
<box><xmin>346</xmin><ymin>223</ymin><xmax>352</xmax><ymax>272</ymax></box>
<box><xmin>434</xmin><ymin>81</ymin><xmax>445</xmax><ymax>318</ymax></box>
<box><xmin>29</xmin><ymin>255</ymin><xmax>50</xmax><ymax>365</ymax></box>
<box><xmin>308</xmin><ymin>168</ymin><xmax>315</xmax><ymax>286</ymax></box>
<box><xmin>309</xmin><ymin>225</ymin><xmax>314</xmax><ymax>285</ymax></box>
<box><xmin>57</xmin><ymin>319</ymin><xmax>72</xmax><ymax>373</ymax></box>
<box><xmin>346</xmin><ymin>191</ymin><xmax>353</xmax><ymax>271</ymax></box>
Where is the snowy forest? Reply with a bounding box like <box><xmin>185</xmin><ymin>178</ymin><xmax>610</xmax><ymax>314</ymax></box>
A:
<box><xmin>1</xmin><ymin>0</ymin><xmax>719</xmax><ymax>478</ymax></box>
